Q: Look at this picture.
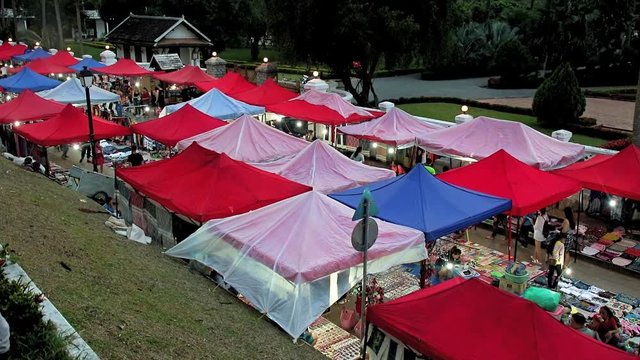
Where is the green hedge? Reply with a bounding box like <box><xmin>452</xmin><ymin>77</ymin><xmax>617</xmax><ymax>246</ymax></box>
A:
<box><xmin>0</xmin><ymin>266</ymin><xmax>73</xmax><ymax>360</ymax></box>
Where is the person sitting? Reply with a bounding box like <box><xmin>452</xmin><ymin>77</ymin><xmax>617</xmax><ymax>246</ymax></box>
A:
<box><xmin>391</xmin><ymin>161</ymin><xmax>406</xmax><ymax>175</ymax></box>
<box><xmin>448</xmin><ymin>246</ymin><xmax>462</xmax><ymax>264</ymax></box>
<box><xmin>568</xmin><ymin>313</ymin><xmax>599</xmax><ymax>340</ymax></box>
<box><xmin>587</xmin><ymin>306</ymin><xmax>621</xmax><ymax>347</ymax></box>
<box><xmin>127</xmin><ymin>145</ymin><xmax>144</xmax><ymax>167</ymax></box>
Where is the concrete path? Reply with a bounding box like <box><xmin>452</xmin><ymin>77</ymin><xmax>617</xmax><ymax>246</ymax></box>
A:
<box><xmin>479</xmin><ymin>97</ymin><xmax>634</xmax><ymax>131</ymax></box>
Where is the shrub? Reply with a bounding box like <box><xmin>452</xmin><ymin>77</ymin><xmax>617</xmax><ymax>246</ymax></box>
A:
<box><xmin>493</xmin><ymin>39</ymin><xmax>534</xmax><ymax>83</ymax></box>
<box><xmin>533</xmin><ymin>63</ymin><xmax>586</xmax><ymax>126</ymax></box>
<box><xmin>0</xmin><ymin>266</ymin><xmax>73</xmax><ymax>360</ymax></box>
<box><xmin>600</xmin><ymin>138</ymin><xmax>632</xmax><ymax>151</ymax></box>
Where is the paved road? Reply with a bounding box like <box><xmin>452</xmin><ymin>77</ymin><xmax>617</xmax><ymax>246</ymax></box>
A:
<box><xmin>372</xmin><ymin>74</ymin><xmax>536</xmax><ymax>101</ymax></box>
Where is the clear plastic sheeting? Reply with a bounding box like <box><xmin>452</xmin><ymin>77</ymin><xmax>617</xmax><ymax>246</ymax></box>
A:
<box><xmin>165</xmin><ymin>192</ymin><xmax>426</xmax><ymax>338</ymax></box>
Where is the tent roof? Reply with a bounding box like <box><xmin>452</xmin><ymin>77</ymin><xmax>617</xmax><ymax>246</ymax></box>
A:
<box><xmin>417</xmin><ymin>116</ymin><xmax>586</xmax><ymax>170</ymax></box>
<box><xmin>329</xmin><ymin>165</ymin><xmax>512</xmax><ymax>241</ymax></box>
<box><xmin>368</xmin><ymin>278</ymin><xmax>637</xmax><ymax>360</ymax></box>
<box><xmin>438</xmin><ymin>150</ymin><xmax>581</xmax><ymax>216</ymax></box>
<box><xmin>252</xmin><ymin>140</ymin><xmax>395</xmax><ymax>193</ymax></box>
<box><xmin>152</xmin><ymin>65</ymin><xmax>216</xmax><ymax>86</ymax></box>
<box><xmin>167</xmin><ymin>191</ymin><xmax>425</xmax><ymax>283</ymax></box>
<box><xmin>131</xmin><ymin>104</ymin><xmax>227</xmax><ymax>147</ymax></box>
<box><xmin>93</xmin><ymin>58</ymin><xmax>154</xmax><ymax>76</ymax></box>
<box><xmin>117</xmin><ymin>143</ymin><xmax>311</xmax><ymax>222</ymax></box>
<box><xmin>10</xmin><ymin>58</ymin><xmax>75</xmax><ymax>75</ymax></box>
<box><xmin>0</xmin><ymin>43</ymin><xmax>27</xmax><ymax>60</ymax></box>
<box><xmin>194</xmin><ymin>72</ymin><xmax>257</xmax><ymax>94</ymax></box>
<box><xmin>555</xmin><ymin>154</ymin><xmax>612</xmax><ymax>171</ymax></box>
<box><xmin>69</xmin><ymin>57</ymin><xmax>106</xmax><ymax>72</ymax></box>
<box><xmin>231</xmin><ymin>78</ymin><xmax>298</xmax><ymax>106</ymax></box>
<box><xmin>177</xmin><ymin>114</ymin><xmax>309</xmax><ymax>162</ymax></box>
<box><xmin>47</xmin><ymin>50</ymin><xmax>79</xmax><ymax>66</ymax></box>
<box><xmin>552</xmin><ymin>145</ymin><xmax>640</xmax><ymax>200</ymax></box>
<box><xmin>0</xmin><ymin>90</ymin><xmax>65</xmax><ymax>123</ymax></box>
<box><xmin>267</xmin><ymin>90</ymin><xmax>382</xmax><ymax>126</ymax></box>
<box><xmin>38</xmin><ymin>78</ymin><xmax>120</xmax><ymax>104</ymax></box>
<box><xmin>14</xmin><ymin>104</ymin><xmax>131</xmax><ymax>146</ymax></box>
<box><xmin>13</xmin><ymin>48</ymin><xmax>51</xmax><ymax>62</ymax></box>
<box><xmin>164</xmin><ymin>88</ymin><xmax>264</xmax><ymax>119</ymax></box>
<box><xmin>337</xmin><ymin>107</ymin><xmax>445</xmax><ymax>147</ymax></box>
<box><xmin>0</xmin><ymin>68</ymin><xmax>62</xmax><ymax>93</ymax></box>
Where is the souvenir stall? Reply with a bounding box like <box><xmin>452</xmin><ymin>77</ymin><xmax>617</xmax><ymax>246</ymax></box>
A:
<box><xmin>193</xmin><ymin>71</ymin><xmax>256</xmax><ymax>94</ymax></box>
<box><xmin>152</xmin><ymin>64</ymin><xmax>216</xmax><ymax>87</ymax></box>
<box><xmin>176</xmin><ymin>114</ymin><xmax>308</xmax><ymax>163</ymax></box>
<box><xmin>0</xmin><ymin>68</ymin><xmax>62</xmax><ymax>93</ymax></box>
<box><xmin>162</xmin><ymin>88</ymin><xmax>264</xmax><ymax>119</ymax></box>
<box><xmin>231</xmin><ymin>78</ymin><xmax>298</xmax><ymax>106</ymax></box>
<box><xmin>366</xmin><ymin>278</ymin><xmax>637</xmax><ymax>360</ymax></box>
<box><xmin>13</xmin><ymin>47</ymin><xmax>51</xmax><ymax>62</ymax></box>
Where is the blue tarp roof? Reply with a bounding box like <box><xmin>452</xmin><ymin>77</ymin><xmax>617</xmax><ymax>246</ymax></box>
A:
<box><xmin>164</xmin><ymin>88</ymin><xmax>264</xmax><ymax>120</ymax></box>
<box><xmin>69</xmin><ymin>57</ymin><xmax>106</xmax><ymax>72</ymax></box>
<box><xmin>13</xmin><ymin>48</ymin><xmax>51</xmax><ymax>62</ymax></box>
<box><xmin>329</xmin><ymin>165</ymin><xmax>512</xmax><ymax>241</ymax></box>
<box><xmin>0</xmin><ymin>68</ymin><xmax>62</xmax><ymax>93</ymax></box>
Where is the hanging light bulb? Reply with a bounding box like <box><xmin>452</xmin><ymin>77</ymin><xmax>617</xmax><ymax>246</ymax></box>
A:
<box><xmin>296</xmin><ymin>121</ymin><xmax>302</xmax><ymax>128</ymax></box>
<box><xmin>609</xmin><ymin>199</ymin><xmax>617</xmax><ymax>207</ymax></box>
<box><xmin>372</xmin><ymin>142</ymin><xmax>378</xmax><ymax>148</ymax></box>
<box><xmin>144</xmin><ymin>106</ymin><xmax>150</xmax><ymax>113</ymax></box>
<box><xmin>446</xmin><ymin>262</ymin><xmax>453</xmax><ymax>270</ymax></box>
<box><xmin>13</xmin><ymin>121</ymin><xmax>19</xmax><ymax>127</ymax></box>
<box><xmin>7</xmin><ymin>38</ymin><xmax>12</xmax><ymax>42</ymax></box>
<box><xmin>565</xmin><ymin>268</ymin><xmax>572</xmax><ymax>275</ymax></box>
<box><xmin>135</xmin><ymin>81</ymin><xmax>140</xmax><ymax>88</ymax></box>
<box><xmin>322</xmin><ymin>128</ymin><xmax>328</xmax><ymax>135</ymax></box>
<box><xmin>388</xmin><ymin>147</ymin><xmax>395</xmax><ymax>154</ymax></box>
<box><xmin>35</xmin><ymin>41</ymin><xmax>40</xmax><ymax>47</ymax></box>
<box><xmin>66</xmin><ymin>76</ymin><xmax>71</xmax><ymax>81</ymax></box>
<box><xmin>73</xmin><ymin>144</ymin><xmax>80</xmax><ymax>150</ymax></box>
<box><xmin>6</xmin><ymin>95</ymin><xmax>12</xmax><ymax>101</ymax></box>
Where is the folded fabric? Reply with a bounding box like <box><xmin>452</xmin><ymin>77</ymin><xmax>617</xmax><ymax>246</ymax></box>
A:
<box><xmin>604</xmin><ymin>249</ymin><xmax>623</xmax><ymax>256</ymax></box>
<box><xmin>609</xmin><ymin>243</ymin><xmax>632</xmax><ymax>252</ymax></box>
<box><xmin>589</xmin><ymin>285</ymin><xmax>604</xmax><ymax>294</ymax></box>
<box><xmin>581</xmin><ymin>246</ymin><xmax>600</xmax><ymax>256</ymax></box>
<box><xmin>616</xmin><ymin>293</ymin><xmax>640</xmax><ymax>307</ymax></box>
<box><xmin>591</xmin><ymin>243</ymin><xmax>607</xmax><ymax>251</ymax></box>
<box><xmin>598</xmin><ymin>291</ymin><xmax>616</xmax><ymax>299</ymax></box>
<box><xmin>612</xmin><ymin>257</ymin><xmax>633</xmax><ymax>267</ymax></box>
<box><xmin>625</xmin><ymin>248</ymin><xmax>640</xmax><ymax>257</ymax></box>
<box><xmin>619</xmin><ymin>239</ymin><xmax>638</xmax><ymax>248</ymax></box>
<box><xmin>573</xmin><ymin>281</ymin><xmax>591</xmax><ymax>290</ymax></box>
<box><xmin>601</xmin><ymin>232</ymin><xmax>622</xmax><ymax>242</ymax></box>
<box><xmin>597</xmin><ymin>239</ymin><xmax>614</xmax><ymax>246</ymax></box>
<box><xmin>596</xmin><ymin>252</ymin><xmax>616</xmax><ymax>261</ymax></box>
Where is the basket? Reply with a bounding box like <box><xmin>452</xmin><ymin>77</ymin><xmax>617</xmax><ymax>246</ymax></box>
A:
<box><xmin>503</xmin><ymin>271</ymin><xmax>529</xmax><ymax>284</ymax></box>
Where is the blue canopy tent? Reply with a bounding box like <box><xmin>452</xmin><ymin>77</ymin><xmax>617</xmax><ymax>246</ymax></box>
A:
<box><xmin>69</xmin><ymin>57</ymin><xmax>106</xmax><ymax>72</ymax></box>
<box><xmin>0</xmin><ymin>68</ymin><xmax>62</xmax><ymax>93</ymax></box>
<box><xmin>329</xmin><ymin>165</ymin><xmax>512</xmax><ymax>241</ymax></box>
<box><xmin>13</xmin><ymin>48</ymin><xmax>51</xmax><ymax>62</ymax></box>
<box><xmin>162</xmin><ymin>88</ymin><xmax>264</xmax><ymax>120</ymax></box>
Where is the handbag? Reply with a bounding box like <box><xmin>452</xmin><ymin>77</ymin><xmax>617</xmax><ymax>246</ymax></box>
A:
<box><xmin>547</xmin><ymin>258</ymin><xmax>557</xmax><ymax>266</ymax></box>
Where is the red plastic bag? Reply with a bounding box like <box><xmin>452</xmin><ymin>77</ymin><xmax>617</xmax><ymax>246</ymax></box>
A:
<box><xmin>340</xmin><ymin>308</ymin><xmax>359</xmax><ymax>331</ymax></box>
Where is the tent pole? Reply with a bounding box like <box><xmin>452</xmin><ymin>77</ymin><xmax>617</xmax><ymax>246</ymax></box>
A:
<box><xmin>507</xmin><ymin>215</ymin><xmax>512</xmax><ymax>261</ymax></box>
<box><xmin>411</xmin><ymin>145</ymin><xmax>418</xmax><ymax>167</ymax></box>
<box><xmin>114</xmin><ymin>161</ymin><xmax>119</xmax><ymax>217</ymax></box>
<box><xmin>575</xmin><ymin>190</ymin><xmax>583</xmax><ymax>263</ymax></box>
<box><xmin>360</xmin><ymin>199</ymin><xmax>370</xmax><ymax>360</ymax></box>
<box><xmin>514</xmin><ymin>217</ymin><xmax>521</xmax><ymax>262</ymax></box>
<box><xmin>42</xmin><ymin>146</ymin><xmax>50</xmax><ymax>177</ymax></box>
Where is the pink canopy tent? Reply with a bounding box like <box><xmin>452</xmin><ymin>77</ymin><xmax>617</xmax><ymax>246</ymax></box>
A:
<box><xmin>176</xmin><ymin>114</ymin><xmax>308</xmax><ymax>163</ymax></box>
<box><xmin>151</xmin><ymin>65</ymin><xmax>216</xmax><ymax>86</ymax></box>
<box><xmin>165</xmin><ymin>191</ymin><xmax>426</xmax><ymax>338</ymax></box>
<box><xmin>337</xmin><ymin>107</ymin><xmax>445</xmax><ymax>148</ymax></box>
<box><xmin>267</xmin><ymin>90</ymin><xmax>383</xmax><ymax>126</ymax></box>
<box><xmin>417</xmin><ymin>116</ymin><xmax>585</xmax><ymax>170</ymax></box>
<box><xmin>252</xmin><ymin>140</ymin><xmax>395</xmax><ymax>193</ymax></box>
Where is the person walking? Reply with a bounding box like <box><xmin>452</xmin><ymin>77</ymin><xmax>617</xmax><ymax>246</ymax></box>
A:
<box><xmin>561</xmin><ymin>206</ymin><xmax>577</xmax><ymax>266</ymax></box>
<box><xmin>546</xmin><ymin>233</ymin><xmax>565</xmax><ymax>289</ymax></box>
<box><xmin>79</xmin><ymin>142</ymin><xmax>92</xmax><ymax>163</ymax></box>
<box><xmin>532</xmin><ymin>208</ymin><xmax>549</xmax><ymax>264</ymax></box>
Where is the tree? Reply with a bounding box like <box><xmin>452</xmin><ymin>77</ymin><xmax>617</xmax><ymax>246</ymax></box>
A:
<box><xmin>634</xmin><ymin>67</ymin><xmax>640</xmax><ymax>147</ymax></box>
<box><xmin>494</xmin><ymin>39</ymin><xmax>533</xmax><ymax>82</ymax></box>
<box><xmin>238</xmin><ymin>0</ymin><xmax>267</xmax><ymax>61</ymax></box>
<box><xmin>268</xmin><ymin>0</ymin><xmax>447</xmax><ymax>105</ymax></box>
<box><xmin>532</xmin><ymin>63</ymin><xmax>586</xmax><ymax>126</ymax></box>
<box><xmin>53</xmin><ymin>0</ymin><xmax>63</xmax><ymax>48</ymax></box>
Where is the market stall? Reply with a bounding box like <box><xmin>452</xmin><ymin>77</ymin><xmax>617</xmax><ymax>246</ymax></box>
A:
<box><xmin>13</xmin><ymin>48</ymin><xmax>52</xmax><ymax>62</ymax></box>
<box><xmin>231</xmin><ymin>78</ymin><xmax>298</xmax><ymax>106</ymax></box>
<box><xmin>0</xmin><ymin>90</ymin><xmax>65</xmax><ymax>123</ymax></box>
<box><xmin>0</xmin><ymin>68</ymin><xmax>62</xmax><ymax>93</ymax></box>
<box><xmin>37</xmin><ymin>78</ymin><xmax>120</xmax><ymax>105</ymax></box>
<box><xmin>92</xmin><ymin>58</ymin><xmax>155</xmax><ymax>77</ymax></box>
<box><xmin>131</xmin><ymin>104</ymin><xmax>227</xmax><ymax>147</ymax></box>
<box><xmin>69</xmin><ymin>57</ymin><xmax>106</xmax><ymax>72</ymax></box>
<box><xmin>193</xmin><ymin>71</ymin><xmax>257</xmax><ymax>94</ymax></box>
<box><xmin>367</xmin><ymin>278</ymin><xmax>637</xmax><ymax>360</ymax></box>
<box><xmin>417</xmin><ymin>116</ymin><xmax>586</xmax><ymax>170</ymax></box>
<box><xmin>251</xmin><ymin>140</ymin><xmax>395</xmax><ymax>193</ymax></box>
<box><xmin>176</xmin><ymin>114</ymin><xmax>308</xmax><ymax>163</ymax></box>
<box><xmin>9</xmin><ymin>58</ymin><xmax>75</xmax><ymax>75</ymax></box>
<box><xmin>152</xmin><ymin>64</ymin><xmax>216</xmax><ymax>86</ymax></box>
<box><xmin>162</xmin><ymin>88</ymin><xmax>264</xmax><ymax>119</ymax></box>
<box><xmin>330</xmin><ymin>165</ymin><xmax>512</xmax><ymax>241</ymax></box>
<box><xmin>117</xmin><ymin>143</ymin><xmax>311</xmax><ymax>223</ymax></box>
<box><xmin>45</xmin><ymin>50</ymin><xmax>79</xmax><ymax>67</ymax></box>
<box><xmin>165</xmin><ymin>191</ymin><xmax>427</xmax><ymax>338</ymax></box>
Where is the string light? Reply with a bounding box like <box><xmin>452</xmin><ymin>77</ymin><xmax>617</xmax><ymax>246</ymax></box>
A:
<box><xmin>609</xmin><ymin>199</ymin><xmax>617</xmax><ymax>207</ymax></box>
<box><xmin>372</xmin><ymin>142</ymin><xmax>378</xmax><ymax>148</ymax></box>
<box><xmin>73</xmin><ymin>144</ymin><xmax>80</xmax><ymax>150</ymax></box>
<box><xmin>388</xmin><ymin>148</ymin><xmax>395</xmax><ymax>154</ymax></box>
<box><xmin>13</xmin><ymin>121</ymin><xmax>19</xmax><ymax>127</ymax></box>
<box><xmin>296</xmin><ymin>121</ymin><xmax>302</xmax><ymax>128</ymax></box>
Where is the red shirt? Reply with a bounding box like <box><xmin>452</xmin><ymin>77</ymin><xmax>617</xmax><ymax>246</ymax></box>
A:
<box><xmin>594</xmin><ymin>317</ymin><xmax>617</xmax><ymax>343</ymax></box>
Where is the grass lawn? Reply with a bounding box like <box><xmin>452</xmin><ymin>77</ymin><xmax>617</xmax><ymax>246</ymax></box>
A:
<box><xmin>397</xmin><ymin>102</ymin><xmax>609</xmax><ymax>147</ymax></box>
<box><xmin>0</xmin><ymin>159</ymin><xmax>323</xmax><ymax>360</ymax></box>
<box><xmin>65</xmin><ymin>41</ymin><xmax>109</xmax><ymax>60</ymax></box>
<box><xmin>220</xmin><ymin>48</ymin><xmax>284</xmax><ymax>64</ymax></box>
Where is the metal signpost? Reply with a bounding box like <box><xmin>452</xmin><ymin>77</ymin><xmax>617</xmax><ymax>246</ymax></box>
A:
<box><xmin>351</xmin><ymin>189</ymin><xmax>379</xmax><ymax>360</ymax></box>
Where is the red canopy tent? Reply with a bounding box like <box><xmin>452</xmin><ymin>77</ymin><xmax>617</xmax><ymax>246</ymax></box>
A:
<box><xmin>9</xmin><ymin>58</ymin><xmax>75</xmax><ymax>75</ymax></box>
<box><xmin>117</xmin><ymin>143</ymin><xmax>311</xmax><ymax>222</ymax></box>
<box><xmin>231</xmin><ymin>78</ymin><xmax>298</xmax><ymax>106</ymax></box>
<box><xmin>0</xmin><ymin>43</ymin><xmax>27</xmax><ymax>61</ymax></box>
<box><xmin>46</xmin><ymin>50</ymin><xmax>79</xmax><ymax>66</ymax></box>
<box><xmin>368</xmin><ymin>278</ymin><xmax>636</xmax><ymax>360</ymax></box>
<box><xmin>0</xmin><ymin>90</ymin><xmax>66</xmax><ymax>124</ymax></box>
<box><xmin>555</xmin><ymin>154</ymin><xmax>612</xmax><ymax>171</ymax></box>
<box><xmin>194</xmin><ymin>72</ymin><xmax>257</xmax><ymax>94</ymax></box>
<box><xmin>93</xmin><ymin>58</ymin><xmax>154</xmax><ymax>77</ymax></box>
<box><xmin>552</xmin><ymin>145</ymin><xmax>640</xmax><ymax>201</ymax></box>
<box><xmin>13</xmin><ymin>104</ymin><xmax>131</xmax><ymax>146</ymax></box>
<box><xmin>439</xmin><ymin>150</ymin><xmax>581</xmax><ymax>216</ymax></box>
<box><xmin>267</xmin><ymin>90</ymin><xmax>383</xmax><ymax>126</ymax></box>
<box><xmin>131</xmin><ymin>104</ymin><xmax>227</xmax><ymax>147</ymax></box>
<box><xmin>152</xmin><ymin>65</ymin><xmax>216</xmax><ymax>86</ymax></box>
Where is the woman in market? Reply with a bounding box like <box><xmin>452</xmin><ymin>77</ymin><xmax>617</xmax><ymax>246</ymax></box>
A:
<box><xmin>561</xmin><ymin>206</ymin><xmax>576</xmax><ymax>266</ymax></box>
<box><xmin>587</xmin><ymin>306</ymin><xmax>620</xmax><ymax>347</ymax></box>
<box><xmin>350</xmin><ymin>146</ymin><xmax>364</xmax><ymax>163</ymax></box>
<box><xmin>532</xmin><ymin>208</ymin><xmax>549</xmax><ymax>264</ymax></box>
<box><xmin>546</xmin><ymin>232</ymin><xmax>565</xmax><ymax>289</ymax></box>
<box><xmin>93</xmin><ymin>145</ymin><xmax>105</xmax><ymax>173</ymax></box>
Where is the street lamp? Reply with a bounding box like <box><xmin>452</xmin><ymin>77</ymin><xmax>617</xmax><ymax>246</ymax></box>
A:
<box><xmin>78</xmin><ymin>66</ymin><xmax>98</xmax><ymax>172</ymax></box>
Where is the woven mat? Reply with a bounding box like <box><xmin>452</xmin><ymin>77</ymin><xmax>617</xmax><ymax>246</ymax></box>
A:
<box><xmin>309</xmin><ymin>317</ymin><xmax>360</xmax><ymax>360</ymax></box>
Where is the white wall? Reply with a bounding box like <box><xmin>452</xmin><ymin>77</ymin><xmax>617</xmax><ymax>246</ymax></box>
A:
<box><xmin>164</xmin><ymin>24</ymin><xmax>197</xmax><ymax>39</ymax></box>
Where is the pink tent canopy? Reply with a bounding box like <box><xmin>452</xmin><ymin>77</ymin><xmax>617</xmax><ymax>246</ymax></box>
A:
<box><xmin>417</xmin><ymin>116</ymin><xmax>585</xmax><ymax>170</ymax></box>
<box><xmin>252</xmin><ymin>140</ymin><xmax>395</xmax><ymax>193</ymax></box>
<box><xmin>337</xmin><ymin>107</ymin><xmax>445</xmax><ymax>148</ymax></box>
<box><xmin>176</xmin><ymin>114</ymin><xmax>309</xmax><ymax>163</ymax></box>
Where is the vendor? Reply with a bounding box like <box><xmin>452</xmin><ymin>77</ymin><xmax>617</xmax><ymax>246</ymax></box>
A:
<box><xmin>587</xmin><ymin>306</ymin><xmax>620</xmax><ymax>347</ymax></box>
<box><xmin>429</xmin><ymin>246</ymin><xmax>463</xmax><ymax>286</ymax></box>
